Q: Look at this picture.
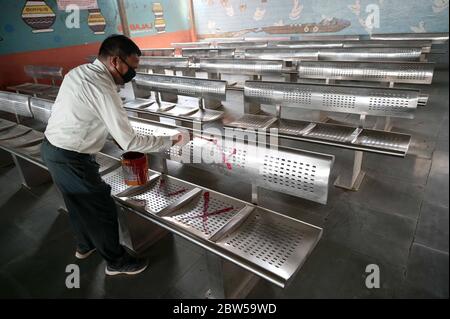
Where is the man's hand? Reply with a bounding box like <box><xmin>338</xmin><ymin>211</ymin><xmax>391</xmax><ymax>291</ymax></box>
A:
<box><xmin>172</xmin><ymin>131</ymin><xmax>190</xmax><ymax>147</ymax></box>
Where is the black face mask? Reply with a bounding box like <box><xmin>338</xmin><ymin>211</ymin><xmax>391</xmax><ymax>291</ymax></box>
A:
<box><xmin>115</xmin><ymin>56</ymin><xmax>136</xmax><ymax>83</ymax></box>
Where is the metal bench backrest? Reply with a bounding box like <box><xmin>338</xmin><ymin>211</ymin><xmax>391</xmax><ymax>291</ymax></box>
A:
<box><xmin>272</xmin><ymin>41</ymin><xmax>344</xmax><ymax>49</ymax></box>
<box><xmin>0</xmin><ymin>91</ymin><xmax>32</xmax><ymax>118</ymax></box>
<box><xmin>370</xmin><ymin>32</ymin><xmax>449</xmax><ymax>44</ymax></box>
<box><xmin>318</xmin><ymin>47</ymin><xmax>423</xmax><ymax>62</ymax></box>
<box><xmin>216</xmin><ymin>41</ymin><xmax>268</xmax><ymax>49</ymax></box>
<box><xmin>134</xmin><ymin>73</ymin><xmax>227</xmax><ymax>100</ymax></box>
<box><xmin>244</xmin><ymin>48</ymin><xmax>319</xmax><ymax>61</ymax></box>
<box><xmin>29</xmin><ymin>97</ymin><xmax>53</xmax><ymax>124</ymax></box>
<box><xmin>244</xmin><ymin>81</ymin><xmax>424</xmax><ymax>119</ymax></box>
<box><xmin>138</xmin><ymin>57</ymin><xmax>190</xmax><ymax>69</ymax></box>
<box><xmin>24</xmin><ymin>65</ymin><xmax>63</xmax><ymax>84</ymax></box>
<box><xmin>181</xmin><ymin>48</ymin><xmax>235</xmax><ymax>58</ymax></box>
<box><xmin>342</xmin><ymin>40</ymin><xmax>432</xmax><ymax>53</ymax></box>
<box><xmin>199</xmin><ymin>58</ymin><xmax>284</xmax><ymax>75</ymax></box>
<box><xmin>182</xmin><ymin>136</ymin><xmax>334</xmax><ymax>204</ymax></box>
<box><xmin>128</xmin><ymin>117</ymin><xmax>334</xmax><ymax>204</ymax></box>
<box><xmin>297</xmin><ymin>61</ymin><xmax>435</xmax><ymax>85</ymax></box>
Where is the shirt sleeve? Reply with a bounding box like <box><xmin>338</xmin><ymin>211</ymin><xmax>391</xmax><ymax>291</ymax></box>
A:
<box><xmin>84</xmin><ymin>83</ymin><xmax>174</xmax><ymax>153</ymax></box>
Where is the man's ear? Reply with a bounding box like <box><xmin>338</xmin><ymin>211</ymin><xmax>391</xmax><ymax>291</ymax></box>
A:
<box><xmin>110</xmin><ymin>56</ymin><xmax>119</xmax><ymax>69</ymax></box>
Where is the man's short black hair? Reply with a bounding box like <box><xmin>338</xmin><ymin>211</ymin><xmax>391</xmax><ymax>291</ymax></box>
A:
<box><xmin>98</xmin><ymin>34</ymin><xmax>141</xmax><ymax>59</ymax></box>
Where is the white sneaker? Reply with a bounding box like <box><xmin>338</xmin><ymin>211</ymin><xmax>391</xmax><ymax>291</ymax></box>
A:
<box><xmin>75</xmin><ymin>248</ymin><xmax>96</xmax><ymax>260</ymax></box>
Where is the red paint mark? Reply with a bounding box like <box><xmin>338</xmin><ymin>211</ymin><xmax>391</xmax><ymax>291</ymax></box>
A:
<box><xmin>157</xmin><ymin>178</ymin><xmax>187</xmax><ymax>197</ymax></box>
<box><xmin>188</xmin><ymin>191</ymin><xmax>234</xmax><ymax>234</ymax></box>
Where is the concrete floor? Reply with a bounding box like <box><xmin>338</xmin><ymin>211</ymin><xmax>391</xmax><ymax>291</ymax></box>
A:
<box><xmin>0</xmin><ymin>68</ymin><xmax>448</xmax><ymax>299</ymax></box>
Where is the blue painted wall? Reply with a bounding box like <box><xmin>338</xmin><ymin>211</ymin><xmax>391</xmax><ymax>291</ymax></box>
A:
<box><xmin>124</xmin><ymin>0</ymin><xmax>190</xmax><ymax>36</ymax></box>
<box><xmin>193</xmin><ymin>0</ymin><xmax>449</xmax><ymax>38</ymax></box>
<box><xmin>0</xmin><ymin>0</ymin><xmax>191</xmax><ymax>56</ymax></box>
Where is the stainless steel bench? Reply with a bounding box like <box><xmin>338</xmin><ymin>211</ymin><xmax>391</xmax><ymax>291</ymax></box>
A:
<box><xmin>140</xmin><ymin>48</ymin><xmax>175</xmax><ymax>57</ymax></box>
<box><xmin>297</xmin><ymin>61</ymin><xmax>435</xmax><ymax>86</ymax></box>
<box><xmin>7</xmin><ymin>65</ymin><xmax>63</xmax><ymax>99</ymax></box>
<box><xmin>131</xmin><ymin>73</ymin><xmax>226</xmax><ymax>121</ymax></box>
<box><xmin>225</xmin><ymin>80</ymin><xmax>424</xmax><ymax>190</ymax></box>
<box><xmin>0</xmin><ymin>94</ymin><xmax>328</xmax><ymax>299</ymax></box>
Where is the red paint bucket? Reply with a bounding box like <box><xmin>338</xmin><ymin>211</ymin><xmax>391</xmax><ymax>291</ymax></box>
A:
<box><xmin>121</xmin><ymin>152</ymin><xmax>149</xmax><ymax>186</ymax></box>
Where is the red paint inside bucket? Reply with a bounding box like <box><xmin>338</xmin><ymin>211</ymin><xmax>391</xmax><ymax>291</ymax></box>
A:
<box><xmin>121</xmin><ymin>152</ymin><xmax>148</xmax><ymax>186</ymax></box>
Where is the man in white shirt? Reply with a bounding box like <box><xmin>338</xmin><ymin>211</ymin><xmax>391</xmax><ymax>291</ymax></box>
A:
<box><xmin>41</xmin><ymin>35</ymin><xmax>180</xmax><ymax>276</ymax></box>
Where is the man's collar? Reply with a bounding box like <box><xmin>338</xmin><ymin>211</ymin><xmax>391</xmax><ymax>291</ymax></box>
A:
<box><xmin>93</xmin><ymin>58</ymin><xmax>116</xmax><ymax>87</ymax></box>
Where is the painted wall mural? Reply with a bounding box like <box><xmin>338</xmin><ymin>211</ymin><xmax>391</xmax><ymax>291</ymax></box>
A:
<box><xmin>22</xmin><ymin>0</ymin><xmax>56</xmax><ymax>33</ymax></box>
<box><xmin>153</xmin><ymin>2</ymin><xmax>166</xmax><ymax>33</ymax></box>
<box><xmin>0</xmin><ymin>0</ymin><xmax>191</xmax><ymax>56</ymax></box>
<box><xmin>117</xmin><ymin>0</ymin><xmax>189</xmax><ymax>36</ymax></box>
<box><xmin>0</xmin><ymin>0</ymin><xmax>120</xmax><ymax>56</ymax></box>
<box><xmin>87</xmin><ymin>8</ymin><xmax>107</xmax><ymax>34</ymax></box>
<box><xmin>193</xmin><ymin>0</ymin><xmax>449</xmax><ymax>39</ymax></box>
<box><xmin>56</xmin><ymin>0</ymin><xmax>99</xmax><ymax>10</ymax></box>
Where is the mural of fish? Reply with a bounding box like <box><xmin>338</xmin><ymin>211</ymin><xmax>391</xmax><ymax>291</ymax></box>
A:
<box><xmin>289</xmin><ymin>0</ymin><xmax>303</xmax><ymax>21</ymax></box>
<box><xmin>433</xmin><ymin>0</ymin><xmax>449</xmax><ymax>13</ymax></box>
<box><xmin>410</xmin><ymin>21</ymin><xmax>427</xmax><ymax>33</ymax></box>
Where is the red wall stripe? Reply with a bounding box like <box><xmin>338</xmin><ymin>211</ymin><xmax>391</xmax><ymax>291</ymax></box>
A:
<box><xmin>0</xmin><ymin>29</ymin><xmax>192</xmax><ymax>90</ymax></box>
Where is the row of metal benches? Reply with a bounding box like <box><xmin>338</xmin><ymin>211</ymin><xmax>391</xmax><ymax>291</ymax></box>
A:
<box><xmin>0</xmin><ymin>91</ymin><xmax>332</xmax><ymax>298</ymax></box>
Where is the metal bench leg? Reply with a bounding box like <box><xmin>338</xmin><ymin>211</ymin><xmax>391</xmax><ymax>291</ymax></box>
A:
<box><xmin>384</xmin><ymin>116</ymin><xmax>393</xmax><ymax>132</ymax></box>
<box><xmin>285</xmin><ymin>72</ymin><xmax>297</xmax><ymax>83</ymax></box>
<box><xmin>0</xmin><ymin>149</ymin><xmax>14</xmax><ymax>167</ymax></box>
<box><xmin>149</xmin><ymin>67</ymin><xmax>177</xmax><ymax>103</ymax></box>
<box><xmin>203</xmin><ymin>98</ymin><xmax>222</xmax><ymax>110</ymax></box>
<box><xmin>182</xmin><ymin>69</ymin><xmax>196</xmax><ymax>77</ymax></box>
<box><xmin>205</xmin><ymin>251</ymin><xmax>259</xmax><ymax>299</ymax></box>
<box><xmin>208</xmin><ymin>72</ymin><xmax>221</xmax><ymax>80</ymax></box>
<box><xmin>117</xmin><ymin>205</ymin><xmax>169</xmax><ymax>254</ymax></box>
<box><xmin>251</xmin><ymin>184</ymin><xmax>259</xmax><ymax>205</ymax></box>
<box><xmin>334</xmin><ymin>114</ymin><xmax>366</xmax><ymax>191</ymax></box>
<box><xmin>12</xmin><ymin>154</ymin><xmax>52</xmax><ymax>191</ymax></box>
<box><xmin>373</xmin><ymin>116</ymin><xmax>394</xmax><ymax>132</ymax></box>
<box><xmin>334</xmin><ymin>150</ymin><xmax>366</xmax><ymax>191</ymax></box>
<box><xmin>244</xmin><ymin>101</ymin><xmax>261</xmax><ymax>114</ymax></box>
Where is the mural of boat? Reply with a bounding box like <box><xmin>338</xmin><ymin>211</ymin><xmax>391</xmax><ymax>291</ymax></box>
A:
<box><xmin>198</xmin><ymin>18</ymin><xmax>350</xmax><ymax>39</ymax></box>
<box><xmin>262</xmin><ymin>18</ymin><xmax>351</xmax><ymax>34</ymax></box>
<box><xmin>22</xmin><ymin>0</ymin><xmax>56</xmax><ymax>33</ymax></box>
<box><xmin>198</xmin><ymin>28</ymin><xmax>258</xmax><ymax>40</ymax></box>
<box><xmin>88</xmin><ymin>9</ymin><xmax>106</xmax><ymax>35</ymax></box>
